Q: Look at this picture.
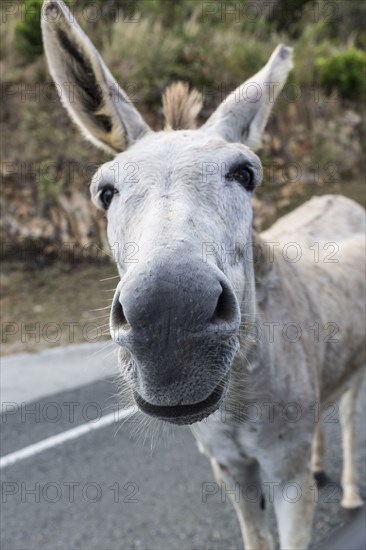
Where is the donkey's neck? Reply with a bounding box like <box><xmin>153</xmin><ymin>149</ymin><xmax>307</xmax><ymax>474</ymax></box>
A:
<box><xmin>223</xmin><ymin>232</ymin><xmax>281</xmax><ymax>413</ymax></box>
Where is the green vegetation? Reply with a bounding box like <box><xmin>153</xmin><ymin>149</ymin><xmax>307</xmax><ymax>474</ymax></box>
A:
<box><xmin>8</xmin><ymin>0</ymin><xmax>366</xmax><ymax>98</ymax></box>
<box><xmin>316</xmin><ymin>48</ymin><xmax>366</xmax><ymax>100</ymax></box>
<box><xmin>14</xmin><ymin>0</ymin><xmax>44</xmax><ymax>58</ymax></box>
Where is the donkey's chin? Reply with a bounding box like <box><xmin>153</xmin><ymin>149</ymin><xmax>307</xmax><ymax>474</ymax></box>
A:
<box><xmin>133</xmin><ymin>377</ymin><xmax>228</xmax><ymax>425</ymax></box>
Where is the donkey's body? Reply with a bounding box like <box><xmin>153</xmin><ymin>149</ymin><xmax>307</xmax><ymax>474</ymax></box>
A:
<box><xmin>42</xmin><ymin>2</ymin><xmax>365</xmax><ymax>548</ymax></box>
<box><xmin>194</xmin><ymin>194</ymin><xmax>365</xmax><ymax>548</ymax></box>
<box><xmin>260</xmin><ymin>194</ymin><xmax>365</xmax><ymax>403</ymax></box>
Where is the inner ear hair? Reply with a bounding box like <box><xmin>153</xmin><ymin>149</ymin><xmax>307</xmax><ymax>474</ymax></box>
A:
<box><xmin>41</xmin><ymin>0</ymin><xmax>151</xmax><ymax>153</ymax></box>
<box><xmin>57</xmin><ymin>29</ymin><xmax>113</xmax><ymax>135</ymax></box>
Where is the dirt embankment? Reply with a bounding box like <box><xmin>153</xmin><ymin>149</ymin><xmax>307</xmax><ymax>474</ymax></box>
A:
<box><xmin>1</xmin><ymin>262</ymin><xmax>117</xmax><ymax>356</ymax></box>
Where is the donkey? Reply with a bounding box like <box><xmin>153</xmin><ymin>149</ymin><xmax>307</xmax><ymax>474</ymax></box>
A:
<box><xmin>41</xmin><ymin>1</ymin><xmax>365</xmax><ymax>548</ymax></box>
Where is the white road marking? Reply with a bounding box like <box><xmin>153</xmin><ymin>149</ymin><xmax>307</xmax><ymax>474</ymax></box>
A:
<box><xmin>0</xmin><ymin>406</ymin><xmax>135</xmax><ymax>469</ymax></box>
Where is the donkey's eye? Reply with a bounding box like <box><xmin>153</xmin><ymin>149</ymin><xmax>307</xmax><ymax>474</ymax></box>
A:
<box><xmin>226</xmin><ymin>165</ymin><xmax>255</xmax><ymax>192</ymax></box>
<box><xmin>99</xmin><ymin>186</ymin><xmax>117</xmax><ymax>209</ymax></box>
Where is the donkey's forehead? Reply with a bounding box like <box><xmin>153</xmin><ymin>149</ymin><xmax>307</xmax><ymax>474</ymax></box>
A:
<box><xmin>126</xmin><ymin>129</ymin><xmax>257</xmax><ymax>160</ymax></box>
<box><xmin>93</xmin><ymin>130</ymin><xmax>260</xmax><ymax>188</ymax></box>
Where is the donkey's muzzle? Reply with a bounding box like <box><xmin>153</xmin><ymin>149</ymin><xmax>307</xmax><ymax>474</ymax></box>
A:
<box><xmin>109</xmin><ymin>256</ymin><xmax>240</xmax><ymax>420</ymax></box>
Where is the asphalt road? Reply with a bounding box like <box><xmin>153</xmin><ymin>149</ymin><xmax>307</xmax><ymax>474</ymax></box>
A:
<box><xmin>1</xmin><ymin>346</ymin><xmax>365</xmax><ymax>550</ymax></box>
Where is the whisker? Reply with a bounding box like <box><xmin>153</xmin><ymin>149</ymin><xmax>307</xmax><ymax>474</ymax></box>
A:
<box><xmin>88</xmin><ymin>341</ymin><xmax>115</xmax><ymax>358</ymax></box>
<box><xmin>86</xmin><ymin>314</ymin><xmax>110</xmax><ymax>320</ymax></box>
<box><xmin>89</xmin><ymin>305</ymin><xmax>112</xmax><ymax>312</ymax></box>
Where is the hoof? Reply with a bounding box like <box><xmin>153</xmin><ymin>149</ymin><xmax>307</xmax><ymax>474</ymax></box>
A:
<box><xmin>341</xmin><ymin>494</ymin><xmax>364</xmax><ymax>509</ymax></box>
<box><xmin>313</xmin><ymin>471</ymin><xmax>329</xmax><ymax>488</ymax></box>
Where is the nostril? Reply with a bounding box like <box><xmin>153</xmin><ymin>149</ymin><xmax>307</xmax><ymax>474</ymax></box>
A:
<box><xmin>211</xmin><ymin>283</ymin><xmax>239</xmax><ymax>324</ymax></box>
<box><xmin>110</xmin><ymin>291</ymin><xmax>130</xmax><ymax>332</ymax></box>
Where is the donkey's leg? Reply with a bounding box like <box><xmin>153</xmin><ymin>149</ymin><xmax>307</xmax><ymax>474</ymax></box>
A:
<box><xmin>210</xmin><ymin>457</ymin><xmax>226</xmax><ymax>485</ymax></box>
<box><xmin>340</xmin><ymin>381</ymin><xmax>364</xmax><ymax>509</ymax></box>
<box><xmin>270</xmin><ymin>452</ymin><xmax>314</xmax><ymax>550</ymax></box>
<box><xmin>212</xmin><ymin>458</ymin><xmax>274</xmax><ymax>550</ymax></box>
<box><xmin>311</xmin><ymin>423</ymin><xmax>327</xmax><ymax>486</ymax></box>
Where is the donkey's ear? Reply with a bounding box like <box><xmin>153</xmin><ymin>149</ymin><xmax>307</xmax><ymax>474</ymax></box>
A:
<box><xmin>202</xmin><ymin>45</ymin><xmax>293</xmax><ymax>151</ymax></box>
<box><xmin>41</xmin><ymin>0</ymin><xmax>151</xmax><ymax>154</ymax></box>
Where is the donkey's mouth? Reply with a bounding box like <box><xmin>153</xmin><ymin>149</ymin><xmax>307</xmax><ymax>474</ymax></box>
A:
<box><xmin>133</xmin><ymin>380</ymin><xmax>226</xmax><ymax>425</ymax></box>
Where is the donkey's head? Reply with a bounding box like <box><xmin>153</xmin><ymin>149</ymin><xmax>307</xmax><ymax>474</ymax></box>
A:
<box><xmin>42</xmin><ymin>0</ymin><xmax>292</xmax><ymax>424</ymax></box>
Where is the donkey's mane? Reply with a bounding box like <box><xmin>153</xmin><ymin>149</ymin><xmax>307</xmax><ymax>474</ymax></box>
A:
<box><xmin>162</xmin><ymin>82</ymin><xmax>203</xmax><ymax>130</ymax></box>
